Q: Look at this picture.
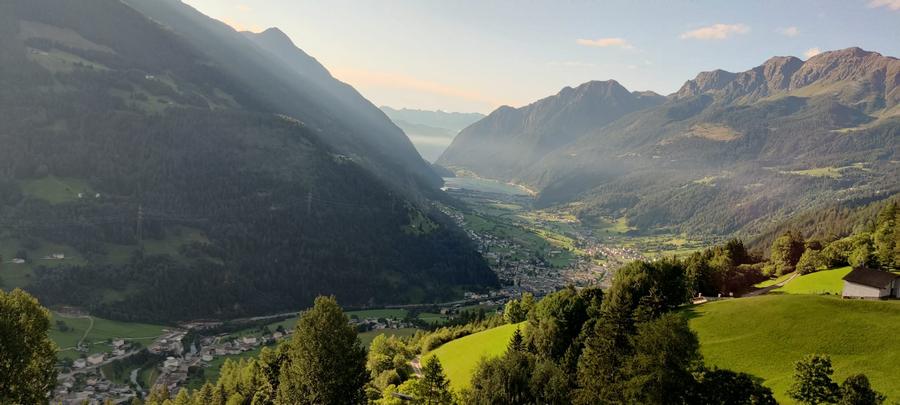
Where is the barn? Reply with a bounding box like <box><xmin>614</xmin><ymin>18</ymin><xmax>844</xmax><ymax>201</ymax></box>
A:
<box><xmin>841</xmin><ymin>267</ymin><xmax>900</xmax><ymax>299</ymax></box>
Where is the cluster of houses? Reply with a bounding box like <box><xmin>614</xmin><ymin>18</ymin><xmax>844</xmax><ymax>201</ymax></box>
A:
<box><xmin>54</xmin><ymin>371</ymin><xmax>138</xmax><ymax>405</ymax></box>
<box><xmin>152</xmin><ymin>328</ymin><xmax>293</xmax><ymax>395</ymax></box>
<box><xmin>52</xmin><ymin>339</ymin><xmax>139</xmax><ymax>404</ymax></box>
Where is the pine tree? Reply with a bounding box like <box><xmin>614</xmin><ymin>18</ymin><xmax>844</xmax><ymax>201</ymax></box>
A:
<box><xmin>417</xmin><ymin>357</ymin><xmax>453</xmax><ymax>405</ymax></box>
<box><xmin>508</xmin><ymin>328</ymin><xmax>525</xmax><ymax>352</ymax></box>
<box><xmin>276</xmin><ymin>296</ymin><xmax>368</xmax><ymax>404</ymax></box>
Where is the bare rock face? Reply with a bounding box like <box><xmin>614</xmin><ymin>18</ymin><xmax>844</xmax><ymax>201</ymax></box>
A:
<box><xmin>792</xmin><ymin>48</ymin><xmax>900</xmax><ymax>109</ymax></box>
<box><xmin>673</xmin><ymin>48</ymin><xmax>899</xmax><ymax>111</ymax></box>
<box><xmin>674</xmin><ymin>69</ymin><xmax>737</xmax><ymax>99</ymax></box>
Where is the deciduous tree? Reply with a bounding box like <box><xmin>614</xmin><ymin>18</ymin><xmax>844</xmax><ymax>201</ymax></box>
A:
<box><xmin>0</xmin><ymin>289</ymin><xmax>57</xmax><ymax>405</ymax></box>
<box><xmin>788</xmin><ymin>354</ymin><xmax>840</xmax><ymax>404</ymax></box>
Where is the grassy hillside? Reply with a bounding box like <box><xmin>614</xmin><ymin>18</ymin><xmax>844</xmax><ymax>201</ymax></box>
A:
<box><xmin>426</xmin><ymin>322</ymin><xmax>524</xmax><ymax>391</ymax></box>
<box><xmin>687</xmin><ymin>295</ymin><xmax>900</xmax><ymax>402</ymax></box>
<box><xmin>48</xmin><ymin>313</ymin><xmax>167</xmax><ymax>360</ymax></box>
<box><xmin>772</xmin><ymin>266</ymin><xmax>851</xmax><ymax>295</ymax></box>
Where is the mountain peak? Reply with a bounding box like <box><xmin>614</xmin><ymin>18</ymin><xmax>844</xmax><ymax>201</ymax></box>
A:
<box><xmin>673</xmin><ymin>47</ymin><xmax>899</xmax><ymax>107</ymax></box>
<box><xmin>255</xmin><ymin>27</ymin><xmax>295</xmax><ymax>47</ymax></box>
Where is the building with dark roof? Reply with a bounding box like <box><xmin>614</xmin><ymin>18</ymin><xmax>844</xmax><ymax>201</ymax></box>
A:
<box><xmin>841</xmin><ymin>267</ymin><xmax>900</xmax><ymax>299</ymax></box>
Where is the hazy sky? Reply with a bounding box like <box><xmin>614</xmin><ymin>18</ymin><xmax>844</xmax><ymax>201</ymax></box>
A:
<box><xmin>182</xmin><ymin>0</ymin><xmax>900</xmax><ymax>114</ymax></box>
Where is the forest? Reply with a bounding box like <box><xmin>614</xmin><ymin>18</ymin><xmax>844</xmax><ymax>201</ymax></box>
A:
<box><xmin>0</xmin><ymin>0</ymin><xmax>496</xmax><ymax>322</ymax></box>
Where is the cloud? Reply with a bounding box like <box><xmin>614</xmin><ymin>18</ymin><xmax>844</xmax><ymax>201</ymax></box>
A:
<box><xmin>776</xmin><ymin>26</ymin><xmax>800</xmax><ymax>37</ymax></box>
<box><xmin>804</xmin><ymin>47</ymin><xmax>822</xmax><ymax>58</ymax></box>
<box><xmin>331</xmin><ymin>67</ymin><xmax>512</xmax><ymax>108</ymax></box>
<box><xmin>680</xmin><ymin>23</ymin><xmax>750</xmax><ymax>40</ymax></box>
<box><xmin>236</xmin><ymin>4</ymin><xmax>253</xmax><ymax>12</ymax></box>
<box><xmin>575</xmin><ymin>37</ymin><xmax>634</xmax><ymax>49</ymax></box>
<box><xmin>868</xmin><ymin>0</ymin><xmax>900</xmax><ymax>10</ymax></box>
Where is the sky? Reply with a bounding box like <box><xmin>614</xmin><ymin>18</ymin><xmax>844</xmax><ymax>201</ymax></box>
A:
<box><xmin>182</xmin><ymin>0</ymin><xmax>900</xmax><ymax>114</ymax></box>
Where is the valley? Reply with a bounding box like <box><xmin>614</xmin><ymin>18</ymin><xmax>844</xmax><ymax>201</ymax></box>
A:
<box><xmin>439</xmin><ymin>173</ymin><xmax>718</xmax><ymax>293</ymax></box>
<box><xmin>0</xmin><ymin>1</ymin><xmax>897</xmax><ymax>404</ymax></box>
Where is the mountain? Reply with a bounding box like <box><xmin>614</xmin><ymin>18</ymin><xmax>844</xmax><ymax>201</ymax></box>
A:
<box><xmin>123</xmin><ymin>0</ymin><xmax>441</xmax><ymax>193</ymax></box>
<box><xmin>0</xmin><ymin>0</ymin><xmax>496</xmax><ymax>322</ymax></box>
<box><xmin>437</xmin><ymin>80</ymin><xmax>665</xmax><ymax>179</ymax></box>
<box><xmin>441</xmin><ymin>49</ymin><xmax>899</xmax><ymax>236</ymax></box>
<box><xmin>380</xmin><ymin>107</ymin><xmax>485</xmax><ymax>162</ymax></box>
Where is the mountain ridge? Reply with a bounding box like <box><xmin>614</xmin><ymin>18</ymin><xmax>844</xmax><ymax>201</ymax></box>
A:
<box><xmin>437</xmin><ymin>79</ymin><xmax>665</xmax><ymax>179</ymax></box>
<box><xmin>0</xmin><ymin>0</ymin><xmax>496</xmax><ymax>322</ymax></box>
<box><xmin>439</xmin><ymin>47</ymin><xmax>899</xmax><ymax>236</ymax></box>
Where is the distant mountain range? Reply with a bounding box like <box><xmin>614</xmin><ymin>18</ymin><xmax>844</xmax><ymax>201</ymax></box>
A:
<box><xmin>0</xmin><ymin>0</ymin><xmax>495</xmax><ymax>322</ymax></box>
<box><xmin>381</xmin><ymin>106</ymin><xmax>484</xmax><ymax>162</ymax></box>
<box><xmin>439</xmin><ymin>48</ymin><xmax>899</xmax><ymax>236</ymax></box>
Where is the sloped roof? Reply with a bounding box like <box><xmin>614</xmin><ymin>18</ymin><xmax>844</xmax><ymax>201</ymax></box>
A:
<box><xmin>842</xmin><ymin>267</ymin><xmax>899</xmax><ymax>288</ymax></box>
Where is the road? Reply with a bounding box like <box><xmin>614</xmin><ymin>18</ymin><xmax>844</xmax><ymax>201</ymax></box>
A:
<box><xmin>743</xmin><ymin>272</ymin><xmax>799</xmax><ymax>297</ymax></box>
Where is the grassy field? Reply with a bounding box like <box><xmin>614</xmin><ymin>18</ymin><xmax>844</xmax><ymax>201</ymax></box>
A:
<box><xmin>426</xmin><ymin>322</ymin><xmax>524</xmax><ymax>391</ymax></box>
<box><xmin>773</xmin><ymin>266</ymin><xmax>851</xmax><ymax>295</ymax></box>
<box><xmin>20</xmin><ymin>176</ymin><xmax>94</xmax><ymax>204</ymax></box>
<box><xmin>0</xmin><ymin>239</ymin><xmax>86</xmax><ymax>289</ymax></box>
<box><xmin>754</xmin><ymin>272</ymin><xmax>795</xmax><ymax>288</ymax></box>
<box><xmin>687</xmin><ymin>295</ymin><xmax>900</xmax><ymax>402</ymax></box>
<box><xmin>49</xmin><ymin>313</ymin><xmax>167</xmax><ymax>360</ymax></box>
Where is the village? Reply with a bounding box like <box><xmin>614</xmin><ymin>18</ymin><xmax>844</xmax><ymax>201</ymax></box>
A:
<box><xmin>49</xmin><ymin>314</ymin><xmax>419</xmax><ymax>404</ymax></box>
<box><xmin>436</xmin><ymin>189</ymin><xmax>650</xmax><ymax>295</ymax></box>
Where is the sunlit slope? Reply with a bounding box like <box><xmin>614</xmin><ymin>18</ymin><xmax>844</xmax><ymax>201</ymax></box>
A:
<box><xmin>687</xmin><ymin>295</ymin><xmax>900</xmax><ymax>402</ymax></box>
<box><xmin>426</xmin><ymin>322</ymin><xmax>524</xmax><ymax>391</ymax></box>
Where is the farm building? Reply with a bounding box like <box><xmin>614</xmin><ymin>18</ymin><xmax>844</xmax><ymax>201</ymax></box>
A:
<box><xmin>841</xmin><ymin>267</ymin><xmax>900</xmax><ymax>299</ymax></box>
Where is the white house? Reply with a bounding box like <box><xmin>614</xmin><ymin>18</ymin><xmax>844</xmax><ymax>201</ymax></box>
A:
<box><xmin>72</xmin><ymin>358</ymin><xmax>87</xmax><ymax>369</ymax></box>
<box><xmin>163</xmin><ymin>356</ymin><xmax>180</xmax><ymax>370</ymax></box>
<box><xmin>842</xmin><ymin>267</ymin><xmax>900</xmax><ymax>299</ymax></box>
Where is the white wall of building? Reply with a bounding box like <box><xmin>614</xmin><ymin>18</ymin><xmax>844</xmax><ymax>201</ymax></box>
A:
<box><xmin>842</xmin><ymin>281</ymin><xmax>890</xmax><ymax>298</ymax></box>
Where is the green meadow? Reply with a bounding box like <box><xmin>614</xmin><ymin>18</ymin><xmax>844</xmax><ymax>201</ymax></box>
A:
<box><xmin>687</xmin><ymin>295</ymin><xmax>900</xmax><ymax>402</ymax></box>
<box><xmin>426</xmin><ymin>322</ymin><xmax>524</xmax><ymax>391</ymax></box>
<box><xmin>773</xmin><ymin>266</ymin><xmax>851</xmax><ymax>295</ymax></box>
<box><xmin>48</xmin><ymin>313</ymin><xmax>167</xmax><ymax>360</ymax></box>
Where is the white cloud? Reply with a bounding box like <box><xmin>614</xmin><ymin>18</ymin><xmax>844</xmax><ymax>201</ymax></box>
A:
<box><xmin>575</xmin><ymin>37</ymin><xmax>634</xmax><ymax>49</ymax></box>
<box><xmin>680</xmin><ymin>23</ymin><xmax>750</xmax><ymax>40</ymax></box>
<box><xmin>804</xmin><ymin>47</ymin><xmax>822</xmax><ymax>58</ymax></box>
<box><xmin>236</xmin><ymin>4</ymin><xmax>252</xmax><ymax>12</ymax></box>
<box><xmin>868</xmin><ymin>0</ymin><xmax>900</xmax><ymax>10</ymax></box>
<box><xmin>777</xmin><ymin>26</ymin><xmax>800</xmax><ymax>37</ymax></box>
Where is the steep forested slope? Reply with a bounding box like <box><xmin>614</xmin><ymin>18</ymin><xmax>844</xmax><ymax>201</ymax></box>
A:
<box><xmin>0</xmin><ymin>0</ymin><xmax>496</xmax><ymax>322</ymax></box>
<box><xmin>124</xmin><ymin>0</ymin><xmax>441</xmax><ymax>192</ymax></box>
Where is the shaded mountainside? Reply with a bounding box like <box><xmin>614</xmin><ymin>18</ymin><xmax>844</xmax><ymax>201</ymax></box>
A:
<box><xmin>437</xmin><ymin>80</ymin><xmax>665</xmax><ymax>179</ymax></box>
<box><xmin>442</xmin><ymin>49</ymin><xmax>899</xmax><ymax>236</ymax></box>
<box><xmin>380</xmin><ymin>107</ymin><xmax>484</xmax><ymax>163</ymax></box>
<box><xmin>0</xmin><ymin>0</ymin><xmax>496</xmax><ymax>322</ymax></box>
<box><xmin>124</xmin><ymin>0</ymin><xmax>441</xmax><ymax>193</ymax></box>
